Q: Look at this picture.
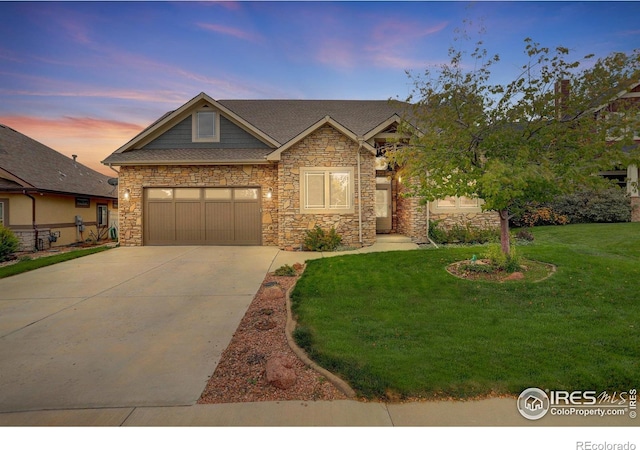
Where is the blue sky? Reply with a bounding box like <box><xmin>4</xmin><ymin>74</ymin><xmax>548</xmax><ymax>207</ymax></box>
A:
<box><xmin>1</xmin><ymin>1</ymin><xmax>638</xmax><ymax>175</ymax></box>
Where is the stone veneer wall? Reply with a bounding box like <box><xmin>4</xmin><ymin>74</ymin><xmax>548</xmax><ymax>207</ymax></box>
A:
<box><xmin>277</xmin><ymin>125</ymin><xmax>376</xmax><ymax>249</ymax></box>
<box><xmin>430</xmin><ymin>210</ymin><xmax>501</xmax><ymax>230</ymax></box>
<box><xmin>14</xmin><ymin>229</ymin><xmax>42</xmax><ymax>251</ymax></box>
<box><xmin>395</xmin><ymin>177</ymin><xmax>500</xmax><ymax>241</ymax></box>
<box><xmin>396</xmin><ymin>188</ymin><xmax>428</xmax><ymax>243</ymax></box>
<box><xmin>118</xmin><ymin>164</ymin><xmax>278</xmax><ymax>246</ymax></box>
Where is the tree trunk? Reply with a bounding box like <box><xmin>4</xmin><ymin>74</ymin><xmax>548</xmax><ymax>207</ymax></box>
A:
<box><xmin>499</xmin><ymin>209</ymin><xmax>510</xmax><ymax>256</ymax></box>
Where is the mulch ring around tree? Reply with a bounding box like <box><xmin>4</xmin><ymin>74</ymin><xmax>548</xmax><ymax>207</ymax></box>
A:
<box><xmin>446</xmin><ymin>259</ymin><xmax>556</xmax><ymax>283</ymax></box>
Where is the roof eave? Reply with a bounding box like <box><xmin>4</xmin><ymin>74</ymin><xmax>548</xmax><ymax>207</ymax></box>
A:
<box><xmin>103</xmin><ymin>159</ymin><xmax>272</xmax><ymax>166</ymax></box>
<box><xmin>3</xmin><ymin>186</ymin><xmax>117</xmax><ymax>199</ymax></box>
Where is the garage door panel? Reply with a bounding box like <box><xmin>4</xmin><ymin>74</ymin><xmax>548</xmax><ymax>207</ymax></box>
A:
<box><xmin>234</xmin><ymin>202</ymin><xmax>261</xmax><ymax>244</ymax></box>
<box><xmin>176</xmin><ymin>202</ymin><xmax>202</xmax><ymax>241</ymax></box>
<box><xmin>147</xmin><ymin>202</ymin><xmax>175</xmax><ymax>242</ymax></box>
<box><xmin>145</xmin><ymin>188</ymin><xmax>261</xmax><ymax>246</ymax></box>
<box><xmin>205</xmin><ymin>202</ymin><xmax>234</xmax><ymax>243</ymax></box>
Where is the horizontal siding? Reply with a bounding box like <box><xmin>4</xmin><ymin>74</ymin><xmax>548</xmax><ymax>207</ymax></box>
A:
<box><xmin>143</xmin><ymin>116</ymin><xmax>270</xmax><ymax>150</ymax></box>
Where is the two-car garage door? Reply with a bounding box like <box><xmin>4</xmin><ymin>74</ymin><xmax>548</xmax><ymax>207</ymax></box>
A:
<box><xmin>144</xmin><ymin>187</ymin><xmax>261</xmax><ymax>245</ymax></box>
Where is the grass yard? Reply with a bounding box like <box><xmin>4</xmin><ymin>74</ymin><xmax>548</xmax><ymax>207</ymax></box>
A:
<box><xmin>290</xmin><ymin>223</ymin><xmax>640</xmax><ymax>400</ymax></box>
<box><xmin>0</xmin><ymin>246</ymin><xmax>112</xmax><ymax>279</ymax></box>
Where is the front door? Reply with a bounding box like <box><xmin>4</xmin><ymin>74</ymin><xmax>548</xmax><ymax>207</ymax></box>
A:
<box><xmin>375</xmin><ymin>184</ymin><xmax>392</xmax><ymax>233</ymax></box>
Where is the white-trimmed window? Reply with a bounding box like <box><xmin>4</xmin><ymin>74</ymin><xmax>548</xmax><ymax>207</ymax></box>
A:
<box><xmin>192</xmin><ymin>108</ymin><xmax>220</xmax><ymax>142</ymax></box>
<box><xmin>0</xmin><ymin>200</ymin><xmax>5</xmax><ymax>226</ymax></box>
<box><xmin>435</xmin><ymin>196</ymin><xmax>480</xmax><ymax>210</ymax></box>
<box><xmin>300</xmin><ymin>167</ymin><xmax>354</xmax><ymax>214</ymax></box>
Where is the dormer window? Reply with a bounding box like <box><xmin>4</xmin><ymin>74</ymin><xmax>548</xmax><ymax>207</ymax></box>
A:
<box><xmin>192</xmin><ymin>107</ymin><xmax>220</xmax><ymax>142</ymax></box>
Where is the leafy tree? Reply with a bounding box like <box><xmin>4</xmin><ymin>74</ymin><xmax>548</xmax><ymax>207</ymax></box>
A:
<box><xmin>391</xmin><ymin>34</ymin><xmax>640</xmax><ymax>256</ymax></box>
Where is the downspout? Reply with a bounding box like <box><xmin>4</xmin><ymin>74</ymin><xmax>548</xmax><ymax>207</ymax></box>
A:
<box><xmin>357</xmin><ymin>139</ymin><xmax>364</xmax><ymax>245</ymax></box>
<box><xmin>23</xmin><ymin>190</ymin><xmax>38</xmax><ymax>251</ymax></box>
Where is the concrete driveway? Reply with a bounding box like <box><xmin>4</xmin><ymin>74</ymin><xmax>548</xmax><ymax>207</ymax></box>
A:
<box><xmin>0</xmin><ymin>246</ymin><xmax>279</xmax><ymax>413</ymax></box>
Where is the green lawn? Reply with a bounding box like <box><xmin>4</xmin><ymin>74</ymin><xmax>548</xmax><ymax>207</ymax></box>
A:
<box><xmin>0</xmin><ymin>246</ymin><xmax>112</xmax><ymax>279</ymax></box>
<box><xmin>290</xmin><ymin>223</ymin><xmax>640</xmax><ymax>400</ymax></box>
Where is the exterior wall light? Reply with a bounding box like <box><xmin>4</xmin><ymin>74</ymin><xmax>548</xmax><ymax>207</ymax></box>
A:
<box><xmin>123</xmin><ymin>188</ymin><xmax>131</xmax><ymax>201</ymax></box>
<box><xmin>266</xmin><ymin>187</ymin><xmax>273</xmax><ymax>199</ymax></box>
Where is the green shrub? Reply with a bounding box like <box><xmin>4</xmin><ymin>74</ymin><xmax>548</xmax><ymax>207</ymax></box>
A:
<box><xmin>428</xmin><ymin>220</ymin><xmax>448</xmax><ymax>244</ymax></box>
<box><xmin>511</xmin><ymin>187</ymin><xmax>631</xmax><ymax>227</ymax></box>
<box><xmin>554</xmin><ymin>187</ymin><xmax>631</xmax><ymax>223</ymax></box>
<box><xmin>483</xmin><ymin>243</ymin><xmax>521</xmax><ymax>273</ymax></box>
<box><xmin>274</xmin><ymin>264</ymin><xmax>297</xmax><ymax>276</ymax></box>
<box><xmin>0</xmin><ymin>225</ymin><xmax>19</xmax><ymax>262</ymax></box>
<box><xmin>303</xmin><ymin>226</ymin><xmax>342</xmax><ymax>251</ymax></box>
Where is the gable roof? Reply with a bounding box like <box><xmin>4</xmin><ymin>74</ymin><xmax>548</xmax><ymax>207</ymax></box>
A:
<box><xmin>0</xmin><ymin>124</ymin><xmax>116</xmax><ymax>198</ymax></box>
<box><xmin>102</xmin><ymin>94</ymin><xmax>410</xmax><ymax>166</ymax></box>
<box><xmin>218</xmin><ymin>99</ymin><xmax>409</xmax><ymax>145</ymax></box>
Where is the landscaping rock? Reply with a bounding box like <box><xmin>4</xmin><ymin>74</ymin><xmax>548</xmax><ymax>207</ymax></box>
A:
<box><xmin>263</xmin><ymin>285</ymin><xmax>283</xmax><ymax>300</ymax></box>
<box><xmin>265</xmin><ymin>356</ymin><xmax>297</xmax><ymax>389</ymax></box>
<box><xmin>504</xmin><ymin>272</ymin><xmax>524</xmax><ymax>281</ymax></box>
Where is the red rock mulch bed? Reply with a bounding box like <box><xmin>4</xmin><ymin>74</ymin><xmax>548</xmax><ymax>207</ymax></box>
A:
<box><xmin>198</xmin><ymin>269</ymin><xmax>348</xmax><ymax>404</ymax></box>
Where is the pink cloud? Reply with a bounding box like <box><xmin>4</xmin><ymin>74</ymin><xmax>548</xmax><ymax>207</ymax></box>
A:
<box><xmin>0</xmin><ymin>87</ymin><xmax>185</xmax><ymax>104</ymax></box>
<box><xmin>0</xmin><ymin>115</ymin><xmax>145</xmax><ymax>175</ymax></box>
<box><xmin>371</xmin><ymin>20</ymin><xmax>448</xmax><ymax>44</ymax></box>
<box><xmin>196</xmin><ymin>22</ymin><xmax>262</xmax><ymax>43</ymax></box>
<box><xmin>364</xmin><ymin>19</ymin><xmax>449</xmax><ymax>69</ymax></box>
<box><xmin>0</xmin><ymin>115</ymin><xmax>142</xmax><ymax>138</ymax></box>
<box><xmin>310</xmin><ymin>17</ymin><xmax>449</xmax><ymax>71</ymax></box>
<box><xmin>315</xmin><ymin>39</ymin><xmax>357</xmax><ymax>70</ymax></box>
<box><xmin>58</xmin><ymin>16</ymin><xmax>93</xmax><ymax>45</ymax></box>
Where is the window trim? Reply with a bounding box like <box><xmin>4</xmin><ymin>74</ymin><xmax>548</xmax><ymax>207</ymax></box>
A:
<box><xmin>300</xmin><ymin>167</ymin><xmax>355</xmax><ymax>214</ymax></box>
<box><xmin>191</xmin><ymin>108</ymin><xmax>220</xmax><ymax>143</ymax></box>
<box><xmin>97</xmin><ymin>203</ymin><xmax>108</xmax><ymax>227</ymax></box>
<box><xmin>434</xmin><ymin>195</ymin><xmax>482</xmax><ymax>211</ymax></box>
<box><xmin>0</xmin><ymin>198</ymin><xmax>7</xmax><ymax>227</ymax></box>
<box><xmin>75</xmin><ymin>197</ymin><xmax>90</xmax><ymax>208</ymax></box>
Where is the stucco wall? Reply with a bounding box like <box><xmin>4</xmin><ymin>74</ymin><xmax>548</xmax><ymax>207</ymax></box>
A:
<box><xmin>277</xmin><ymin>125</ymin><xmax>376</xmax><ymax>249</ymax></box>
<box><xmin>117</xmin><ymin>164</ymin><xmax>278</xmax><ymax>246</ymax></box>
<box><xmin>1</xmin><ymin>192</ymin><xmax>117</xmax><ymax>251</ymax></box>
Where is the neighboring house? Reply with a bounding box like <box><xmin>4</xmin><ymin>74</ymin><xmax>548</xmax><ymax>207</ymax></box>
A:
<box><xmin>103</xmin><ymin>92</ymin><xmax>499</xmax><ymax>248</ymax></box>
<box><xmin>0</xmin><ymin>124</ymin><xmax>118</xmax><ymax>251</ymax></box>
<box><xmin>595</xmin><ymin>81</ymin><xmax>640</xmax><ymax>221</ymax></box>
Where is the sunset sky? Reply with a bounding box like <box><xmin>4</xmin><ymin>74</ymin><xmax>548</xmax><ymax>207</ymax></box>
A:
<box><xmin>1</xmin><ymin>1</ymin><xmax>638</xmax><ymax>175</ymax></box>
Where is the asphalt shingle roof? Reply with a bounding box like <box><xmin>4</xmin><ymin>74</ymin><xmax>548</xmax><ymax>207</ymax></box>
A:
<box><xmin>103</xmin><ymin>97</ymin><xmax>411</xmax><ymax>165</ymax></box>
<box><xmin>0</xmin><ymin>124</ymin><xmax>116</xmax><ymax>198</ymax></box>
<box><xmin>217</xmin><ymin>99</ymin><xmax>408</xmax><ymax>144</ymax></box>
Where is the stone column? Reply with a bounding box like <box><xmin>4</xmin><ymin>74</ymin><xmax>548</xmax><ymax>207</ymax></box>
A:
<box><xmin>628</xmin><ymin>165</ymin><xmax>639</xmax><ymax>222</ymax></box>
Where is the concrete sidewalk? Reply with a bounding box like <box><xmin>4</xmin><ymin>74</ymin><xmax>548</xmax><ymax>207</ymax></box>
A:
<box><xmin>267</xmin><ymin>234</ymin><xmax>420</xmax><ymax>271</ymax></box>
<box><xmin>0</xmin><ymin>398</ymin><xmax>633</xmax><ymax>426</ymax></box>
